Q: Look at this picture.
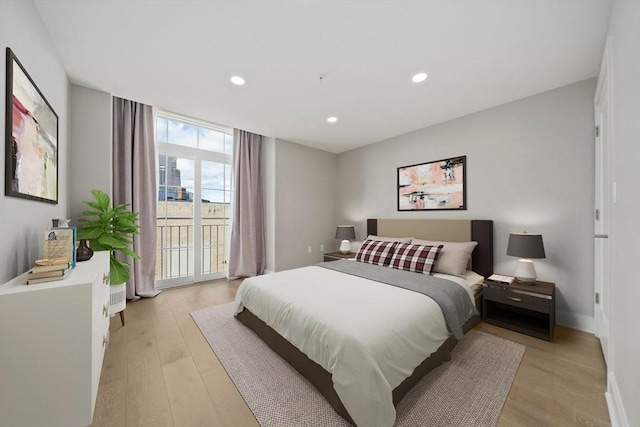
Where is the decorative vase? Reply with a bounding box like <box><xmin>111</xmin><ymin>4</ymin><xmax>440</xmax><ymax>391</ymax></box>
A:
<box><xmin>76</xmin><ymin>239</ymin><xmax>94</xmax><ymax>262</ymax></box>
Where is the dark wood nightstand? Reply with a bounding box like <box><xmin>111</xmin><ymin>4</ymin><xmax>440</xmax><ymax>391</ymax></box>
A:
<box><xmin>323</xmin><ymin>251</ymin><xmax>356</xmax><ymax>262</ymax></box>
<box><xmin>482</xmin><ymin>279</ymin><xmax>556</xmax><ymax>341</ymax></box>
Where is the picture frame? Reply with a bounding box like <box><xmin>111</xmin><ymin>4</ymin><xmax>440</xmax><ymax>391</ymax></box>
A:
<box><xmin>397</xmin><ymin>155</ymin><xmax>466</xmax><ymax>211</ymax></box>
<box><xmin>5</xmin><ymin>47</ymin><xmax>59</xmax><ymax>204</ymax></box>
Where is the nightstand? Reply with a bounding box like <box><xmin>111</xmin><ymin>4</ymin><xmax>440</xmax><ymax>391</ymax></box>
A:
<box><xmin>323</xmin><ymin>251</ymin><xmax>356</xmax><ymax>262</ymax></box>
<box><xmin>482</xmin><ymin>279</ymin><xmax>555</xmax><ymax>341</ymax></box>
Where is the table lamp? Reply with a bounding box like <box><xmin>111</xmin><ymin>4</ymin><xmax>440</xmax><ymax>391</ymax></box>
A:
<box><xmin>507</xmin><ymin>232</ymin><xmax>545</xmax><ymax>283</ymax></box>
<box><xmin>335</xmin><ymin>225</ymin><xmax>356</xmax><ymax>254</ymax></box>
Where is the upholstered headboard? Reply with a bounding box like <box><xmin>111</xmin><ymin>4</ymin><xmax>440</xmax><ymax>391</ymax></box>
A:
<box><xmin>366</xmin><ymin>219</ymin><xmax>494</xmax><ymax>278</ymax></box>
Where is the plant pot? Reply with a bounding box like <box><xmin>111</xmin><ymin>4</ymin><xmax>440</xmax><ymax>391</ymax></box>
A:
<box><xmin>110</xmin><ymin>283</ymin><xmax>126</xmax><ymax>317</ymax></box>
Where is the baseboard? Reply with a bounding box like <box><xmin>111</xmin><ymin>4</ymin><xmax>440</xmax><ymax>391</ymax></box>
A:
<box><xmin>556</xmin><ymin>310</ymin><xmax>594</xmax><ymax>333</ymax></box>
<box><xmin>606</xmin><ymin>373</ymin><xmax>630</xmax><ymax>427</ymax></box>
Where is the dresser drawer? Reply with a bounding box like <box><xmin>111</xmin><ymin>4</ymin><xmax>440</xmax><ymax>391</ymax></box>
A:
<box><xmin>483</xmin><ymin>286</ymin><xmax>551</xmax><ymax>313</ymax></box>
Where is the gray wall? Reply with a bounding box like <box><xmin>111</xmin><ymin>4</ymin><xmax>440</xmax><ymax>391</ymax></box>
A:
<box><xmin>261</xmin><ymin>136</ymin><xmax>276</xmax><ymax>272</ymax></box>
<box><xmin>272</xmin><ymin>139</ymin><xmax>337</xmax><ymax>271</ymax></box>
<box><xmin>0</xmin><ymin>0</ymin><xmax>69</xmax><ymax>282</ymax></box>
<box><xmin>69</xmin><ymin>84</ymin><xmax>112</xmax><ymax>224</ymax></box>
<box><xmin>606</xmin><ymin>1</ymin><xmax>640</xmax><ymax>425</ymax></box>
<box><xmin>336</xmin><ymin>79</ymin><xmax>597</xmax><ymax>331</ymax></box>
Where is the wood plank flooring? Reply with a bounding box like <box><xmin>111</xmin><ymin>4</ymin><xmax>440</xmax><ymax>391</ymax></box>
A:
<box><xmin>91</xmin><ymin>279</ymin><xmax>610</xmax><ymax>427</ymax></box>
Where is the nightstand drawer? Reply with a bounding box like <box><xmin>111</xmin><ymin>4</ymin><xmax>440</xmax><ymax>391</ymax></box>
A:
<box><xmin>483</xmin><ymin>287</ymin><xmax>551</xmax><ymax>313</ymax></box>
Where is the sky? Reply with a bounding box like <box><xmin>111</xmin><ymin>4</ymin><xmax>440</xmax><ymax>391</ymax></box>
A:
<box><xmin>156</xmin><ymin>116</ymin><xmax>233</xmax><ymax>203</ymax></box>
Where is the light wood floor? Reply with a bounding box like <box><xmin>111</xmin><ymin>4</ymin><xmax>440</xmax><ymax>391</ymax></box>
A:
<box><xmin>91</xmin><ymin>279</ymin><xmax>611</xmax><ymax>427</ymax></box>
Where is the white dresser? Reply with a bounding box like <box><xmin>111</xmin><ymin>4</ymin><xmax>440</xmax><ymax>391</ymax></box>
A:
<box><xmin>0</xmin><ymin>251</ymin><xmax>111</xmax><ymax>427</ymax></box>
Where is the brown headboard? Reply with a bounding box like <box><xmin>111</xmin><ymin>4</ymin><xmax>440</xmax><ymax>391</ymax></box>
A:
<box><xmin>366</xmin><ymin>219</ymin><xmax>493</xmax><ymax>278</ymax></box>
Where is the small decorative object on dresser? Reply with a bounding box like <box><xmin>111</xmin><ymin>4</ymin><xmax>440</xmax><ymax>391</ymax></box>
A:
<box><xmin>482</xmin><ymin>278</ymin><xmax>555</xmax><ymax>341</ymax></box>
<box><xmin>76</xmin><ymin>239</ymin><xmax>94</xmax><ymax>262</ymax></box>
<box><xmin>324</xmin><ymin>251</ymin><xmax>356</xmax><ymax>262</ymax></box>
<box><xmin>335</xmin><ymin>225</ymin><xmax>356</xmax><ymax>253</ymax></box>
<box><xmin>43</xmin><ymin>227</ymin><xmax>77</xmax><ymax>267</ymax></box>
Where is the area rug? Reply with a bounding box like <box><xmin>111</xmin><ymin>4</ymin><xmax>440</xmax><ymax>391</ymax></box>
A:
<box><xmin>191</xmin><ymin>303</ymin><xmax>525</xmax><ymax>427</ymax></box>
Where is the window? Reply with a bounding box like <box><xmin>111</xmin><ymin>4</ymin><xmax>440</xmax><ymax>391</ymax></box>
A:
<box><xmin>155</xmin><ymin>112</ymin><xmax>233</xmax><ymax>287</ymax></box>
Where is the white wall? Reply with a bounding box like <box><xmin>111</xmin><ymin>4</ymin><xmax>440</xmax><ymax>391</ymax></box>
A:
<box><xmin>273</xmin><ymin>139</ymin><xmax>337</xmax><ymax>271</ymax></box>
<box><xmin>337</xmin><ymin>79</ymin><xmax>597</xmax><ymax>331</ymax></box>
<box><xmin>69</xmin><ymin>84</ymin><xmax>112</xmax><ymax>224</ymax></box>
<box><xmin>0</xmin><ymin>0</ymin><xmax>69</xmax><ymax>282</ymax></box>
<box><xmin>605</xmin><ymin>2</ymin><xmax>640</xmax><ymax>426</ymax></box>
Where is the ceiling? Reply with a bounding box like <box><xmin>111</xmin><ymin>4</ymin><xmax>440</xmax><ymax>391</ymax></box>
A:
<box><xmin>34</xmin><ymin>0</ymin><xmax>611</xmax><ymax>154</ymax></box>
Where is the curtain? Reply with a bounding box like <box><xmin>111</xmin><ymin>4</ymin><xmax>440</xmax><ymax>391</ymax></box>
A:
<box><xmin>228</xmin><ymin>129</ymin><xmax>265</xmax><ymax>278</ymax></box>
<box><xmin>112</xmin><ymin>97</ymin><xmax>160</xmax><ymax>299</ymax></box>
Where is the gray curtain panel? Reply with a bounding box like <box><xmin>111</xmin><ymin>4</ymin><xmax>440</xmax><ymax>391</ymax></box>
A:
<box><xmin>112</xmin><ymin>97</ymin><xmax>160</xmax><ymax>299</ymax></box>
<box><xmin>228</xmin><ymin>129</ymin><xmax>266</xmax><ymax>278</ymax></box>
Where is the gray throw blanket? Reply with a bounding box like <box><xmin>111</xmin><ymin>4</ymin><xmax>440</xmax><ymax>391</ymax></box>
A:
<box><xmin>318</xmin><ymin>260</ymin><xmax>478</xmax><ymax>339</ymax></box>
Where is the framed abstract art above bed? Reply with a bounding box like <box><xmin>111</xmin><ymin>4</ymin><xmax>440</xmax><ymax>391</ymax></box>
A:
<box><xmin>5</xmin><ymin>47</ymin><xmax>59</xmax><ymax>204</ymax></box>
<box><xmin>398</xmin><ymin>155</ymin><xmax>466</xmax><ymax>211</ymax></box>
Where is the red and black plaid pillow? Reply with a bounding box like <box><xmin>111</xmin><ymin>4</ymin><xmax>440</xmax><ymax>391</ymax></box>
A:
<box><xmin>389</xmin><ymin>243</ymin><xmax>443</xmax><ymax>274</ymax></box>
<box><xmin>355</xmin><ymin>239</ymin><xmax>398</xmax><ymax>266</ymax></box>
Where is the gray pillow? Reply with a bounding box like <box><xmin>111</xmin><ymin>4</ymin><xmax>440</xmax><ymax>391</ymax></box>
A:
<box><xmin>411</xmin><ymin>239</ymin><xmax>478</xmax><ymax>277</ymax></box>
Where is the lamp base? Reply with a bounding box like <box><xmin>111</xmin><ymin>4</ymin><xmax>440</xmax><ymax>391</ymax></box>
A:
<box><xmin>515</xmin><ymin>259</ymin><xmax>537</xmax><ymax>283</ymax></box>
<box><xmin>339</xmin><ymin>240</ymin><xmax>351</xmax><ymax>253</ymax></box>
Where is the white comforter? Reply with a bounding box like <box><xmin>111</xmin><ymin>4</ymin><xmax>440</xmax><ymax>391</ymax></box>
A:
<box><xmin>233</xmin><ymin>266</ymin><xmax>473</xmax><ymax>427</ymax></box>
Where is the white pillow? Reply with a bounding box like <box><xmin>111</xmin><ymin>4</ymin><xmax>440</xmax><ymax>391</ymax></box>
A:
<box><xmin>411</xmin><ymin>239</ymin><xmax>478</xmax><ymax>277</ymax></box>
<box><xmin>463</xmin><ymin>270</ymin><xmax>485</xmax><ymax>287</ymax></box>
<box><xmin>367</xmin><ymin>235</ymin><xmax>413</xmax><ymax>244</ymax></box>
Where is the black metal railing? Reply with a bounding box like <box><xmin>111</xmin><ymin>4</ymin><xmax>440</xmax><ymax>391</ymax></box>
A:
<box><xmin>156</xmin><ymin>221</ymin><xmax>229</xmax><ymax>280</ymax></box>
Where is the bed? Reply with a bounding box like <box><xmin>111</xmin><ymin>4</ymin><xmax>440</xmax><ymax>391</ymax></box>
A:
<box><xmin>233</xmin><ymin>219</ymin><xmax>493</xmax><ymax>427</ymax></box>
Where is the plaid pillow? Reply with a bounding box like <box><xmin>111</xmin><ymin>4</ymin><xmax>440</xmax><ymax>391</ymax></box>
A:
<box><xmin>355</xmin><ymin>239</ymin><xmax>398</xmax><ymax>266</ymax></box>
<box><xmin>389</xmin><ymin>243</ymin><xmax>443</xmax><ymax>274</ymax></box>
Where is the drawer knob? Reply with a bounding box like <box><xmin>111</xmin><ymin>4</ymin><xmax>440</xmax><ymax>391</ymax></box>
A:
<box><xmin>102</xmin><ymin>273</ymin><xmax>109</xmax><ymax>285</ymax></box>
<box><xmin>506</xmin><ymin>296</ymin><xmax>522</xmax><ymax>302</ymax></box>
<box><xmin>102</xmin><ymin>304</ymin><xmax>108</xmax><ymax>317</ymax></box>
<box><xmin>102</xmin><ymin>335</ymin><xmax>109</xmax><ymax>347</ymax></box>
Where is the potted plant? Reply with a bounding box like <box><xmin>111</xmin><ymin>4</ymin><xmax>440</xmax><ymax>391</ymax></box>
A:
<box><xmin>77</xmin><ymin>189</ymin><xmax>140</xmax><ymax>323</ymax></box>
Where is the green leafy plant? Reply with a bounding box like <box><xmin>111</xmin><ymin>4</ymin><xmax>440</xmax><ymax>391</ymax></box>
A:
<box><xmin>77</xmin><ymin>189</ymin><xmax>140</xmax><ymax>285</ymax></box>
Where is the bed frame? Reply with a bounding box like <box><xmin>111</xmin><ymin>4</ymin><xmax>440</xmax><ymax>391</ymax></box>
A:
<box><xmin>237</xmin><ymin>218</ymin><xmax>493</xmax><ymax>425</ymax></box>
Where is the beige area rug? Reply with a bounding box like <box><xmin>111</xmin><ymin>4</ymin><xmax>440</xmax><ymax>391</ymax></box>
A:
<box><xmin>191</xmin><ymin>303</ymin><xmax>525</xmax><ymax>427</ymax></box>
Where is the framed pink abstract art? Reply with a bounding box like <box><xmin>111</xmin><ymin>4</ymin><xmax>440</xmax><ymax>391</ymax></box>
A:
<box><xmin>5</xmin><ymin>47</ymin><xmax>58</xmax><ymax>204</ymax></box>
<box><xmin>397</xmin><ymin>155</ymin><xmax>466</xmax><ymax>211</ymax></box>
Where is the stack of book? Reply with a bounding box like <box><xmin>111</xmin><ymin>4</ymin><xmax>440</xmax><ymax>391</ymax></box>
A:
<box><xmin>27</xmin><ymin>257</ymin><xmax>73</xmax><ymax>284</ymax></box>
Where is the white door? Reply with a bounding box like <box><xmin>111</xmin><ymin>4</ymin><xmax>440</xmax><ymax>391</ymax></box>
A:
<box><xmin>594</xmin><ymin>40</ymin><xmax>612</xmax><ymax>365</ymax></box>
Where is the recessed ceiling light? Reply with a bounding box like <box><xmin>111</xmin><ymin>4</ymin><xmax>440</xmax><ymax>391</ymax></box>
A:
<box><xmin>327</xmin><ymin>116</ymin><xmax>338</xmax><ymax>123</ymax></box>
<box><xmin>412</xmin><ymin>72</ymin><xmax>428</xmax><ymax>83</ymax></box>
<box><xmin>230</xmin><ymin>76</ymin><xmax>245</xmax><ymax>86</ymax></box>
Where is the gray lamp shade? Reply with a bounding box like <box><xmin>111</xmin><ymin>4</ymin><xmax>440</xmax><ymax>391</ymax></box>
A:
<box><xmin>335</xmin><ymin>225</ymin><xmax>356</xmax><ymax>240</ymax></box>
<box><xmin>507</xmin><ymin>233</ymin><xmax>546</xmax><ymax>259</ymax></box>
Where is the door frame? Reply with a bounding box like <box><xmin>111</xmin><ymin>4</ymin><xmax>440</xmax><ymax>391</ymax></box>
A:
<box><xmin>593</xmin><ymin>37</ymin><xmax>613</xmax><ymax>366</ymax></box>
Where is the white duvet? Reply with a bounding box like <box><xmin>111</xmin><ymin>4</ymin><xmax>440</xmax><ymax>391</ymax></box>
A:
<box><xmin>233</xmin><ymin>265</ymin><xmax>475</xmax><ymax>427</ymax></box>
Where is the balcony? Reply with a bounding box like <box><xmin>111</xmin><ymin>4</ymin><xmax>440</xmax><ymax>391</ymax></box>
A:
<box><xmin>156</xmin><ymin>219</ymin><xmax>229</xmax><ymax>281</ymax></box>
